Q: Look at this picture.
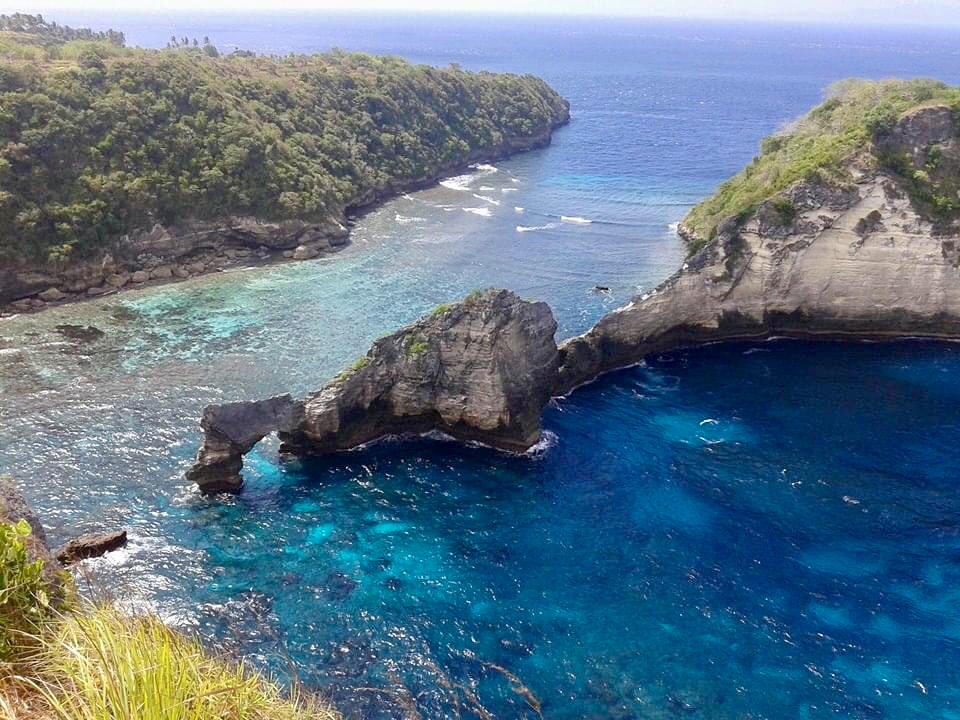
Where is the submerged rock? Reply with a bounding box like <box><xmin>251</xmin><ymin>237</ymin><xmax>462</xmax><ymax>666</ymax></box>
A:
<box><xmin>56</xmin><ymin>529</ymin><xmax>128</xmax><ymax>565</ymax></box>
<box><xmin>55</xmin><ymin>324</ymin><xmax>105</xmax><ymax>342</ymax></box>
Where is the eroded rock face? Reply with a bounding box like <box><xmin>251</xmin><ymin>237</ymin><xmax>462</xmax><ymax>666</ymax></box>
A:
<box><xmin>557</xmin><ymin>171</ymin><xmax>960</xmax><ymax>393</ymax></box>
<box><xmin>186</xmin><ymin>291</ymin><xmax>559</xmax><ymax>491</ymax></box>
<box><xmin>0</xmin><ymin>216</ymin><xmax>350</xmax><ymax>308</ymax></box>
<box><xmin>281</xmin><ymin>290</ymin><xmax>560</xmax><ymax>456</ymax></box>
<box><xmin>186</xmin><ymin>395</ymin><xmax>301</xmax><ymax>493</ymax></box>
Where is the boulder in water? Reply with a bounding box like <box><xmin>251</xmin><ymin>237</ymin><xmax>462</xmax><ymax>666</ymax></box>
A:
<box><xmin>56</xmin><ymin>530</ymin><xmax>128</xmax><ymax>565</ymax></box>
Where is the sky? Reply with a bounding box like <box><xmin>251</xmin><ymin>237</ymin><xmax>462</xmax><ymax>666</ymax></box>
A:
<box><xmin>4</xmin><ymin>0</ymin><xmax>960</xmax><ymax>26</ymax></box>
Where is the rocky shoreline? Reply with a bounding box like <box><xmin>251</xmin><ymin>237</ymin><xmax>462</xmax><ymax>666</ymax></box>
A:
<box><xmin>0</xmin><ymin>476</ymin><xmax>126</xmax><ymax>570</ymax></box>
<box><xmin>0</xmin><ymin>117</ymin><xmax>569</xmax><ymax>319</ymax></box>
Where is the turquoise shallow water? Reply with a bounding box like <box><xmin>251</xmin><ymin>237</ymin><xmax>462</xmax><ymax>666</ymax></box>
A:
<box><xmin>3</xmin><ymin>13</ymin><xmax>960</xmax><ymax>719</ymax></box>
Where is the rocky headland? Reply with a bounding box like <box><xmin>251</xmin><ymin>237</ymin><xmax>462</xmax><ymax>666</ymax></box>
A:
<box><xmin>0</xmin><ymin>22</ymin><xmax>570</xmax><ymax>317</ymax></box>
<box><xmin>0</xmin><ymin>121</ymin><xmax>567</xmax><ymax>317</ymax></box>
<box><xmin>188</xmin><ymin>290</ymin><xmax>560</xmax><ymax>492</ymax></box>
<box><xmin>186</xmin><ymin>80</ymin><xmax>960</xmax><ymax>491</ymax></box>
<box><xmin>558</xmin><ymin>88</ymin><xmax>960</xmax><ymax>391</ymax></box>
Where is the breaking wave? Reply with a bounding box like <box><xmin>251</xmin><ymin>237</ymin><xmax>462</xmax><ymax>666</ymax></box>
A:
<box><xmin>463</xmin><ymin>207</ymin><xmax>493</xmax><ymax>217</ymax></box>
<box><xmin>395</xmin><ymin>214</ymin><xmax>426</xmax><ymax>224</ymax></box>
<box><xmin>516</xmin><ymin>223</ymin><xmax>557</xmax><ymax>233</ymax></box>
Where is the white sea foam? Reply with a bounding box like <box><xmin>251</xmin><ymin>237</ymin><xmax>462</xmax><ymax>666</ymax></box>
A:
<box><xmin>395</xmin><ymin>213</ymin><xmax>427</xmax><ymax>224</ymax></box>
<box><xmin>440</xmin><ymin>174</ymin><xmax>475</xmax><ymax>191</ymax></box>
<box><xmin>514</xmin><ymin>206</ymin><xmax>525</xmax><ymax>214</ymax></box>
<box><xmin>668</xmin><ymin>221</ymin><xmax>680</xmax><ymax>232</ymax></box>
<box><xmin>473</xmin><ymin>193</ymin><xmax>501</xmax><ymax>206</ymax></box>
<box><xmin>561</xmin><ymin>215</ymin><xmax>593</xmax><ymax>225</ymax></box>
<box><xmin>463</xmin><ymin>207</ymin><xmax>493</xmax><ymax>217</ymax></box>
<box><xmin>527</xmin><ymin>430</ymin><xmax>558</xmax><ymax>457</ymax></box>
<box><xmin>501</xmin><ymin>188</ymin><xmax>518</xmax><ymax>194</ymax></box>
<box><xmin>471</xmin><ymin>163</ymin><xmax>498</xmax><ymax>172</ymax></box>
<box><xmin>516</xmin><ymin>223</ymin><xmax>556</xmax><ymax>233</ymax></box>
<box><xmin>479</xmin><ymin>185</ymin><xmax>495</xmax><ymax>191</ymax></box>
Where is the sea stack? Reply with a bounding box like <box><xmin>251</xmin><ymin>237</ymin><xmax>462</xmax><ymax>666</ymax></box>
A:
<box><xmin>187</xmin><ymin>290</ymin><xmax>560</xmax><ymax>491</ymax></box>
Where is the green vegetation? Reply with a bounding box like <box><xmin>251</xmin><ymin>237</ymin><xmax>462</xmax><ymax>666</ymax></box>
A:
<box><xmin>0</xmin><ymin>519</ymin><xmax>339</xmax><ymax>719</ymax></box>
<box><xmin>879</xmin><ymin>145</ymin><xmax>960</xmax><ymax>224</ymax></box>
<box><xmin>0</xmin><ymin>519</ymin><xmax>57</xmax><ymax>661</ymax></box>
<box><xmin>405</xmin><ymin>335</ymin><xmax>430</xmax><ymax>357</ymax></box>
<box><xmin>769</xmin><ymin>196</ymin><xmax>798</xmax><ymax>226</ymax></box>
<box><xmin>682</xmin><ymin>79</ymin><xmax>960</xmax><ymax>251</ymax></box>
<box><xmin>0</xmin><ymin>18</ymin><xmax>567</xmax><ymax>264</ymax></box>
<box><xmin>34</xmin><ymin>606</ymin><xmax>337</xmax><ymax>720</ymax></box>
<box><xmin>462</xmin><ymin>289</ymin><xmax>487</xmax><ymax>305</ymax></box>
<box><xmin>431</xmin><ymin>302</ymin><xmax>454</xmax><ymax>316</ymax></box>
<box><xmin>333</xmin><ymin>356</ymin><xmax>370</xmax><ymax>383</ymax></box>
<box><xmin>0</xmin><ymin>13</ymin><xmax>124</xmax><ymax>46</ymax></box>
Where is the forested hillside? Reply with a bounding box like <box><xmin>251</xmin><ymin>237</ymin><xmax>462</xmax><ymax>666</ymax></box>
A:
<box><xmin>0</xmin><ymin>18</ymin><xmax>569</xmax><ymax>264</ymax></box>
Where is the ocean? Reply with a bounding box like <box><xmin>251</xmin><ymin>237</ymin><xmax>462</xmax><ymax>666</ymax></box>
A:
<box><xmin>3</xmin><ymin>13</ymin><xmax>960</xmax><ymax>718</ymax></box>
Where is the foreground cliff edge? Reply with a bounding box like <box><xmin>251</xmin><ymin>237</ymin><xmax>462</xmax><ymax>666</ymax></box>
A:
<box><xmin>189</xmin><ymin>79</ymin><xmax>960</xmax><ymax>491</ymax></box>
<box><xmin>0</xmin><ymin>475</ymin><xmax>342</xmax><ymax>718</ymax></box>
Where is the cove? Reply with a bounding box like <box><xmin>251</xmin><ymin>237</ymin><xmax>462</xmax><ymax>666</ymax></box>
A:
<box><xmin>4</xmin><ymin>13</ymin><xmax>960</xmax><ymax>720</ymax></box>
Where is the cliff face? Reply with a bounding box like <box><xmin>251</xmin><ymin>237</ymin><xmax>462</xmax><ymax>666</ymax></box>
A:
<box><xmin>0</xmin><ymin>216</ymin><xmax>349</xmax><ymax>308</ymax></box>
<box><xmin>557</xmin><ymin>105</ymin><xmax>960</xmax><ymax>392</ymax></box>
<box><xmin>187</xmin><ymin>290</ymin><xmax>559</xmax><ymax>492</ymax></box>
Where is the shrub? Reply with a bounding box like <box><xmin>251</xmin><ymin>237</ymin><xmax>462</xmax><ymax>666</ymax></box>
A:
<box><xmin>463</xmin><ymin>289</ymin><xmax>486</xmax><ymax>305</ymax></box>
<box><xmin>682</xmin><ymin>79</ymin><xmax>960</xmax><ymax>246</ymax></box>
<box><xmin>405</xmin><ymin>336</ymin><xmax>429</xmax><ymax>357</ymax></box>
<box><xmin>333</xmin><ymin>356</ymin><xmax>369</xmax><ymax>383</ymax></box>
<box><xmin>0</xmin><ymin>520</ymin><xmax>54</xmax><ymax>661</ymax></box>
<box><xmin>770</xmin><ymin>197</ymin><xmax>797</xmax><ymax>226</ymax></box>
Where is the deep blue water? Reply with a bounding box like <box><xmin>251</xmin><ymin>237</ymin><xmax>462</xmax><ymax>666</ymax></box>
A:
<box><xmin>3</xmin><ymin>13</ymin><xmax>960</xmax><ymax>719</ymax></box>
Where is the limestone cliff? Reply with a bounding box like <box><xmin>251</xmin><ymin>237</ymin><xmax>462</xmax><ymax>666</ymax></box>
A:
<box><xmin>187</xmin><ymin>290</ymin><xmax>559</xmax><ymax>492</ymax></box>
<box><xmin>557</xmin><ymin>104</ymin><xmax>960</xmax><ymax>392</ymax></box>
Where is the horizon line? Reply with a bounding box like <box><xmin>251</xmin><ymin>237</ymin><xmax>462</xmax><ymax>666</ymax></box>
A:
<box><xmin>11</xmin><ymin>7</ymin><xmax>960</xmax><ymax>31</ymax></box>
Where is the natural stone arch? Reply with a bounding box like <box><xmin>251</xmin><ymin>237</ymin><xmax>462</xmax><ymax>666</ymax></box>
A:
<box><xmin>186</xmin><ymin>395</ymin><xmax>301</xmax><ymax>493</ymax></box>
